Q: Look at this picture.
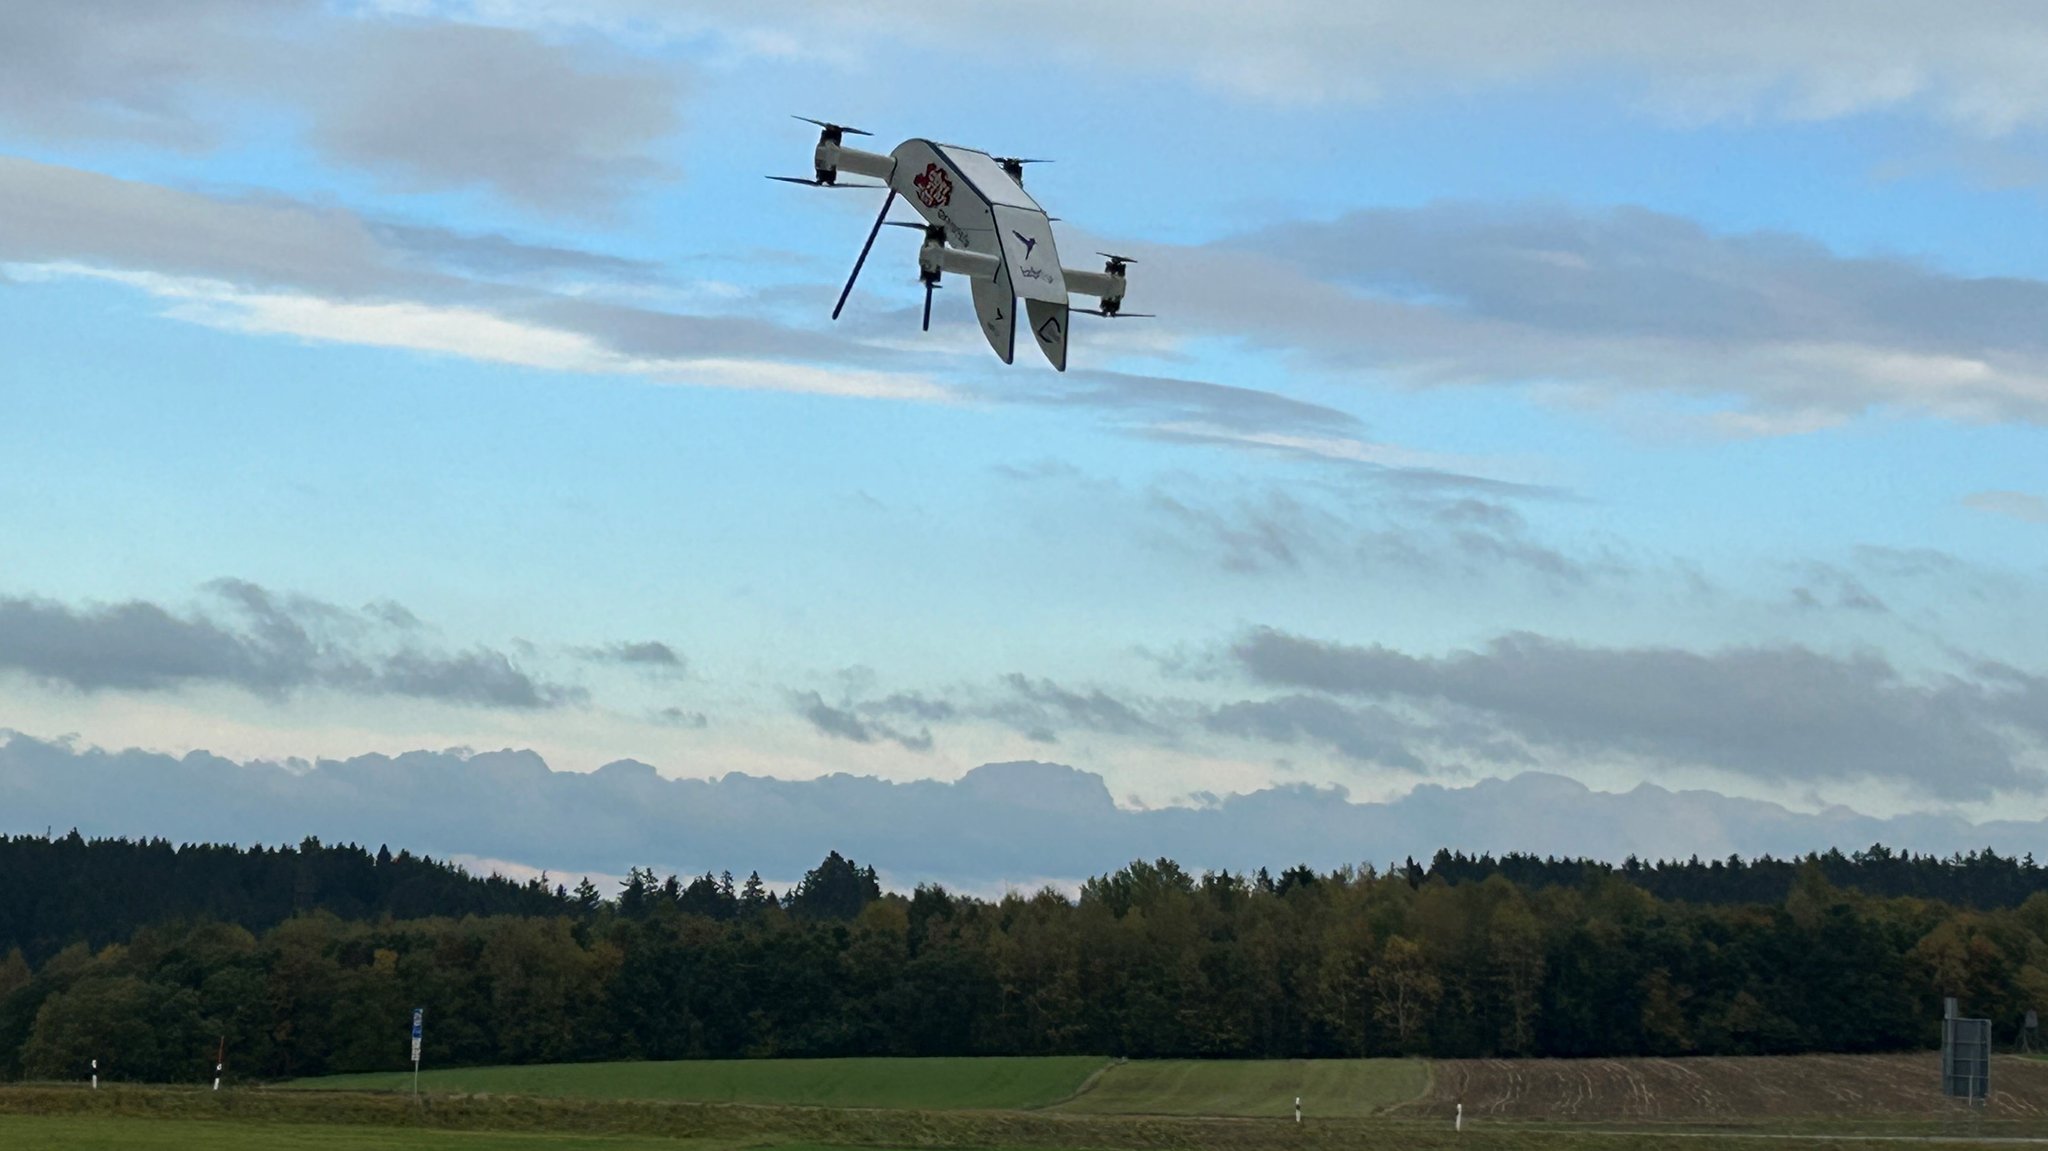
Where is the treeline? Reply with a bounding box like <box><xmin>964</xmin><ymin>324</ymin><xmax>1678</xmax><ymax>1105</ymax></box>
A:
<box><xmin>2</xmin><ymin>848</ymin><xmax>2045</xmax><ymax>1083</ymax></box>
<box><xmin>0</xmin><ymin>833</ymin><xmax>573</xmax><ymax>963</ymax></box>
<box><xmin>6</xmin><ymin>834</ymin><xmax>2047</xmax><ymax>968</ymax></box>
<box><xmin>1423</xmin><ymin>845</ymin><xmax>2048</xmax><ymax>909</ymax></box>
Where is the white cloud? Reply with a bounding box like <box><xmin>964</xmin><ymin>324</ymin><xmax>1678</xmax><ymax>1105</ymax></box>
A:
<box><xmin>1134</xmin><ymin>204</ymin><xmax>2048</xmax><ymax>432</ymax></box>
<box><xmin>304</xmin><ymin>21</ymin><xmax>683</xmax><ymax>214</ymax></box>
<box><xmin>1144</xmin><ymin>422</ymin><xmax>1511</xmax><ymax>473</ymax></box>
<box><xmin>0</xmin><ymin>3</ymin><xmax>684</xmax><ymax>213</ymax></box>
<box><xmin>16</xmin><ymin>262</ymin><xmax>948</xmax><ymax>402</ymax></box>
<box><xmin>1965</xmin><ymin>490</ymin><xmax>2048</xmax><ymax>525</ymax></box>
<box><xmin>441</xmin><ymin>0</ymin><xmax>2048</xmax><ymax>133</ymax></box>
<box><xmin>0</xmin><ymin>0</ymin><xmax>308</xmax><ymax>146</ymax></box>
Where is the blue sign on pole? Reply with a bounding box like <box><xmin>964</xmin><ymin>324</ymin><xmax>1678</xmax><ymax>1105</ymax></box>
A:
<box><xmin>409</xmin><ymin>1007</ymin><xmax>424</xmax><ymax>1096</ymax></box>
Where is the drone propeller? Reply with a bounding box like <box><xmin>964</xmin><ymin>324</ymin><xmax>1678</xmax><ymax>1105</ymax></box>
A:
<box><xmin>922</xmin><ymin>280</ymin><xmax>942</xmax><ymax>331</ymax></box>
<box><xmin>767</xmin><ymin>175</ymin><xmax>886</xmax><ymax>189</ymax></box>
<box><xmin>793</xmin><ymin>115</ymin><xmax>873</xmax><ymax>136</ymax></box>
<box><xmin>1097</xmin><ymin>252</ymin><xmax>1139</xmax><ymax>264</ymax></box>
<box><xmin>994</xmin><ymin>156</ymin><xmax>1052</xmax><ymax>184</ymax></box>
<box><xmin>882</xmin><ymin>220</ymin><xmax>992</xmax><ymax>234</ymax></box>
<box><xmin>1078</xmin><ymin>307</ymin><xmax>1154</xmax><ymax>318</ymax></box>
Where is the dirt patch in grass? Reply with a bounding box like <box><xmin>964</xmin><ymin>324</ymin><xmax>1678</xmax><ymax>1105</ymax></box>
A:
<box><xmin>1398</xmin><ymin>1053</ymin><xmax>2048</xmax><ymax>1122</ymax></box>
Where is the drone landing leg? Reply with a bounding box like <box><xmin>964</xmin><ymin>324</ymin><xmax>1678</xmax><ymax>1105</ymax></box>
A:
<box><xmin>832</xmin><ymin>189</ymin><xmax>897</xmax><ymax>321</ymax></box>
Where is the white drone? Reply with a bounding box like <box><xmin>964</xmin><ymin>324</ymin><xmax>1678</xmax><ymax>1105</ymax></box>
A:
<box><xmin>772</xmin><ymin>116</ymin><xmax>1148</xmax><ymax>372</ymax></box>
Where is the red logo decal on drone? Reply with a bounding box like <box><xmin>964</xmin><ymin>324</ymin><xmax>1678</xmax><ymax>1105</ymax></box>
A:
<box><xmin>913</xmin><ymin>163</ymin><xmax>953</xmax><ymax>208</ymax></box>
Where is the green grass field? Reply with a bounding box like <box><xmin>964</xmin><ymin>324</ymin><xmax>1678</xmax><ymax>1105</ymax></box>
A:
<box><xmin>284</xmin><ymin>1055</ymin><xmax>1109</xmax><ymax>1110</ymax></box>
<box><xmin>15</xmin><ymin>1054</ymin><xmax>2048</xmax><ymax>1150</ymax></box>
<box><xmin>0</xmin><ymin>1115</ymin><xmax>751</xmax><ymax>1150</ymax></box>
<box><xmin>4</xmin><ymin>1110</ymin><xmax>2038</xmax><ymax>1151</ymax></box>
<box><xmin>1054</xmin><ymin>1058</ymin><xmax>1428</xmax><ymax>1116</ymax></box>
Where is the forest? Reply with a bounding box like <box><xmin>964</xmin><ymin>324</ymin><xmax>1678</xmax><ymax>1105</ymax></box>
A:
<box><xmin>0</xmin><ymin>835</ymin><xmax>2045</xmax><ymax>1082</ymax></box>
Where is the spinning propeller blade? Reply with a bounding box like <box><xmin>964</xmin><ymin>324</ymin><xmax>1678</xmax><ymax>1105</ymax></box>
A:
<box><xmin>1096</xmin><ymin>252</ymin><xmax>1139</xmax><ymax>264</ymax></box>
<box><xmin>883</xmin><ymin>221</ymin><xmax>990</xmax><ymax>233</ymax></box>
<box><xmin>793</xmin><ymin>115</ymin><xmax>872</xmax><ymax>136</ymax></box>
<box><xmin>922</xmin><ymin>281</ymin><xmax>936</xmax><ymax>331</ymax></box>
<box><xmin>832</xmin><ymin>190</ymin><xmax>897</xmax><ymax>321</ymax></box>
<box><xmin>767</xmin><ymin>176</ymin><xmax>886</xmax><ymax>188</ymax></box>
<box><xmin>994</xmin><ymin>157</ymin><xmax>1051</xmax><ymax>185</ymax></box>
<box><xmin>1079</xmin><ymin>308</ymin><xmax>1154</xmax><ymax>318</ymax></box>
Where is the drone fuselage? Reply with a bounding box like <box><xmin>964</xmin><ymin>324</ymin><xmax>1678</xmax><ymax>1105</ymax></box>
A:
<box><xmin>893</xmin><ymin>140</ymin><xmax>1067</xmax><ymax>369</ymax></box>
<box><xmin>808</xmin><ymin>135</ymin><xmax>1130</xmax><ymax>370</ymax></box>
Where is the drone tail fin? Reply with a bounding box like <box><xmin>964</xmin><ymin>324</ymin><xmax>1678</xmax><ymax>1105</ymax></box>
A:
<box><xmin>972</xmin><ymin>264</ymin><xmax>1017</xmax><ymax>365</ymax></box>
<box><xmin>1026</xmin><ymin>298</ymin><xmax>1069</xmax><ymax>373</ymax></box>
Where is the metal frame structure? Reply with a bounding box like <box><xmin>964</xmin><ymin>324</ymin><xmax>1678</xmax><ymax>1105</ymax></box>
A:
<box><xmin>1942</xmin><ymin>997</ymin><xmax>1991</xmax><ymax>1103</ymax></box>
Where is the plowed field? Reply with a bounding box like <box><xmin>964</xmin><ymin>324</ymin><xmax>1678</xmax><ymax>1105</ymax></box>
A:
<box><xmin>1054</xmin><ymin>1059</ymin><xmax>1427</xmax><ymax>1116</ymax></box>
<box><xmin>1399</xmin><ymin>1053</ymin><xmax>2048</xmax><ymax>1121</ymax></box>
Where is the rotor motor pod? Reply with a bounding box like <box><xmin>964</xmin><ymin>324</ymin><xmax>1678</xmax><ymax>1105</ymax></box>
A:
<box><xmin>918</xmin><ymin>226</ymin><xmax>946</xmax><ymax>286</ymax></box>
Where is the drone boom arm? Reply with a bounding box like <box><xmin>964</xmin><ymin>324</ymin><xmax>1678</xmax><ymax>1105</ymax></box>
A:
<box><xmin>937</xmin><ymin>248</ymin><xmax>1002</xmax><ymax>280</ymax></box>
<box><xmin>816</xmin><ymin>141</ymin><xmax>895</xmax><ymax>182</ymax></box>
<box><xmin>1062</xmin><ymin>268</ymin><xmax>1122</xmax><ymax>300</ymax></box>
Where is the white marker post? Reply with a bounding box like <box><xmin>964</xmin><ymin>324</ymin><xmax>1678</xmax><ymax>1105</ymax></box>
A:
<box><xmin>1294</xmin><ymin>1096</ymin><xmax>1301</xmax><ymax>1124</ymax></box>
<box><xmin>90</xmin><ymin>1058</ymin><xmax>97</xmax><ymax>1090</ymax></box>
<box><xmin>410</xmin><ymin>1008</ymin><xmax>424</xmax><ymax>1101</ymax></box>
<box><xmin>213</xmin><ymin>1036</ymin><xmax>225</xmax><ymax>1092</ymax></box>
<box><xmin>1456</xmin><ymin>1102</ymin><xmax>1463</xmax><ymax>1132</ymax></box>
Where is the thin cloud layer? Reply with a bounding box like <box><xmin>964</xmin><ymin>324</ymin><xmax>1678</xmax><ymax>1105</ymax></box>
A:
<box><xmin>0</xmin><ymin>157</ymin><xmax>943</xmax><ymax>400</ymax></box>
<box><xmin>1204</xmin><ymin>694</ymin><xmax>1429</xmax><ymax>770</ymax></box>
<box><xmin>1022</xmin><ymin>464</ymin><xmax>1593</xmax><ymax>584</ymax></box>
<box><xmin>0</xmin><ymin>581</ymin><xmax>578</xmax><ymax>709</ymax></box>
<box><xmin>791</xmin><ymin>674</ymin><xmax>1173</xmax><ymax>750</ymax></box>
<box><xmin>592</xmin><ymin>640</ymin><xmax>685</xmax><ymax>668</ymax></box>
<box><xmin>0</xmin><ymin>156</ymin><xmax>1380</xmax><ymax>429</ymax></box>
<box><xmin>573</xmin><ymin>1</ymin><xmax>2048</xmax><ymax>132</ymax></box>
<box><xmin>0</xmin><ymin>2</ymin><xmax>681</xmax><ymax>213</ymax></box>
<box><xmin>0</xmin><ymin>0</ymin><xmax>307</xmax><ymax>147</ymax></box>
<box><xmin>1143</xmin><ymin>203</ymin><xmax>2048</xmax><ymax>429</ymax></box>
<box><xmin>789</xmin><ymin>689</ymin><xmax>934</xmax><ymax>752</ymax></box>
<box><xmin>0</xmin><ymin>157</ymin><xmax>414</xmax><ymax>297</ymax></box>
<box><xmin>1966</xmin><ymin>490</ymin><xmax>2048</xmax><ymax>525</ymax></box>
<box><xmin>308</xmin><ymin>22</ymin><xmax>681</xmax><ymax>213</ymax></box>
<box><xmin>1232</xmin><ymin>627</ymin><xmax>2048</xmax><ymax>800</ymax></box>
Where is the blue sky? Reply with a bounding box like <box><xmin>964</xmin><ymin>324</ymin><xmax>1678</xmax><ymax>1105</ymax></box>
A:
<box><xmin>6</xmin><ymin>1</ymin><xmax>2048</xmax><ymax>846</ymax></box>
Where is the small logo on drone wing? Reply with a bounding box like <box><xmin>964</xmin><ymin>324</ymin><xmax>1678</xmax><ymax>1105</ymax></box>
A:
<box><xmin>1036</xmin><ymin>314</ymin><xmax>1063</xmax><ymax>344</ymax></box>
<box><xmin>913</xmin><ymin>163</ymin><xmax>953</xmax><ymax>208</ymax></box>
<box><xmin>1012</xmin><ymin>230</ymin><xmax>1037</xmax><ymax>258</ymax></box>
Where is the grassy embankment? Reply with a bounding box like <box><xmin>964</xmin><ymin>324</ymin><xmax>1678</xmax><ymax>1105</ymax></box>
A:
<box><xmin>284</xmin><ymin>1056</ymin><xmax>1108</xmax><ymax>1110</ymax></box>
